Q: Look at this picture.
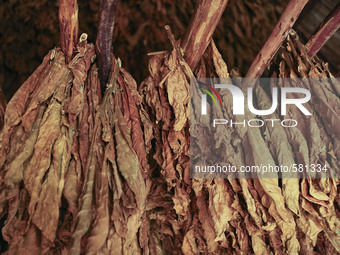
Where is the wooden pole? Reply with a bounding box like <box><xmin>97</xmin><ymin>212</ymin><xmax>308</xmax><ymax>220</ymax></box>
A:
<box><xmin>59</xmin><ymin>0</ymin><xmax>79</xmax><ymax>63</ymax></box>
<box><xmin>306</xmin><ymin>2</ymin><xmax>340</xmax><ymax>58</ymax></box>
<box><xmin>95</xmin><ymin>0</ymin><xmax>119</xmax><ymax>91</ymax></box>
<box><xmin>246</xmin><ymin>0</ymin><xmax>309</xmax><ymax>79</ymax></box>
<box><xmin>180</xmin><ymin>0</ymin><xmax>229</xmax><ymax>71</ymax></box>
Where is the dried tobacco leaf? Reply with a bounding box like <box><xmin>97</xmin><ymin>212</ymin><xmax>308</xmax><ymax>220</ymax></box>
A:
<box><xmin>255</xmin><ymin>84</ymin><xmax>300</xmax><ymax>215</ymax></box>
<box><xmin>272</xmin><ymin>30</ymin><xmax>340</xmax><ymax>253</ymax></box>
<box><xmin>0</xmin><ymin>32</ymin><xmax>148</xmax><ymax>254</ymax></box>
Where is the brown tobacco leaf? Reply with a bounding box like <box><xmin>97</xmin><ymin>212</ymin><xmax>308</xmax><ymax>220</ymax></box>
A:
<box><xmin>108</xmin><ymin>94</ymin><xmax>146</xmax><ymax>253</ymax></box>
<box><xmin>139</xmin><ymin>45</ymin><xmax>191</xmax><ymax>185</ymax></box>
<box><xmin>245</xmin><ymin>123</ymin><xmax>300</xmax><ymax>253</ymax></box>
<box><xmin>139</xmin><ymin>40</ymin><xmax>196</xmax><ymax>253</ymax></box>
<box><xmin>0</xmin><ymin>42</ymin><xmax>70</xmax><ymax>252</ymax></box>
<box><xmin>84</xmin><ymin>112</ymin><xmax>109</xmax><ymax>254</ymax></box>
<box><xmin>69</xmin><ymin>58</ymin><xmax>147</xmax><ymax>254</ymax></box>
<box><xmin>69</xmin><ymin>92</ymin><xmax>101</xmax><ymax>254</ymax></box>
<box><xmin>0</xmin><ymin>39</ymin><xmax>96</xmax><ymax>254</ymax></box>
<box><xmin>0</xmin><ymin>50</ymin><xmax>69</xmax><ymax>210</ymax></box>
<box><xmin>0</xmin><ymin>49</ymin><xmax>63</xmax><ymax>168</ymax></box>
<box><xmin>308</xmin><ymin>77</ymin><xmax>340</xmax><ymax>159</ymax></box>
<box><xmin>165</xmin><ymin>63</ymin><xmax>190</xmax><ymax>131</ymax></box>
<box><xmin>33</xmin><ymin>43</ymin><xmax>94</xmax><ymax>245</ymax></box>
<box><xmin>67</xmin><ymin>61</ymin><xmax>102</xmax><ymax>255</ymax></box>
<box><xmin>255</xmin><ymin>85</ymin><xmax>300</xmax><ymax>215</ymax></box>
<box><xmin>26</xmin><ymin>96</ymin><xmax>66</xmax><ymax>242</ymax></box>
<box><xmin>274</xmin><ymin>30</ymin><xmax>340</xmax><ymax>253</ymax></box>
<box><xmin>117</xmin><ymin>68</ymin><xmax>149</xmax><ymax>172</ymax></box>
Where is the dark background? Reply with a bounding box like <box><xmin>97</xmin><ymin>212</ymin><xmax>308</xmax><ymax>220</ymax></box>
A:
<box><xmin>0</xmin><ymin>0</ymin><xmax>339</xmax><ymax>100</ymax></box>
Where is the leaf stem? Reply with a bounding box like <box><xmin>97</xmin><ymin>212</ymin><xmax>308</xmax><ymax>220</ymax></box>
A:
<box><xmin>59</xmin><ymin>0</ymin><xmax>78</xmax><ymax>63</ymax></box>
<box><xmin>95</xmin><ymin>0</ymin><xmax>119</xmax><ymax>91</ymax></box>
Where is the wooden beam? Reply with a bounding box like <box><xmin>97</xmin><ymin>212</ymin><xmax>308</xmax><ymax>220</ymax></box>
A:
<box><xmin>180</xmin><ymin>0</ymin><xmax>229</xmax><ymax>70</ymax></box>
<box><xmin>306</xmin><ymin>2</ymin><xmax>340</xmax><ymax>58</ymax></box>
<box><xmin>246</xmin><ymin>0</ymin><xmax>309</xmax><ymax>79</ymax></box>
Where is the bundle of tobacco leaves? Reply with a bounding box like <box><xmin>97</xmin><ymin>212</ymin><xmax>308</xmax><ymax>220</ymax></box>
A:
<box><xmin>269</xmin><ymin>30</ymin><xmax>340</xmax><ymax>253</ymax></box>
<box><xmin>0</xmin><ymin>33</ymin><xmax>148</xmax><ymax>253</ymax></box>
<box><xmin>138</xmin><ymin>39</ymin><xmax>293</xmax><ymax>254</ymax></box>
<box><xmin>138</xmin><ymin>27</ymin><xmax>339</xmax><ymax>253</ymax></box>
